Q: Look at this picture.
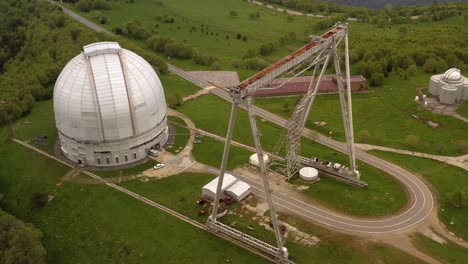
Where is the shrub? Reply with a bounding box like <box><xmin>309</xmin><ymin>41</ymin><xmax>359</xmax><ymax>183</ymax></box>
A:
<box><xmin>244</xmin><ymin>57</ymin><xmax>268</xmax><ymax>70</ymax></box>
<box><xmin>357</xmin><ymin>130</ymin><xmax>371</xmax><ymax>142</ymax></box>
<box><xmin>405</xmin><ymin>135</ymin><xmax>421</xmax><ymax>149</ymax></box>
<box><xmin>31</xmin><ymin>192</ymin><xmax>48</xmax><ymax>209</ymax></box>
<box><xmin>446</xmin><ymin>191</ymin><xmax>466</xmax><ymax>208</ymax></box>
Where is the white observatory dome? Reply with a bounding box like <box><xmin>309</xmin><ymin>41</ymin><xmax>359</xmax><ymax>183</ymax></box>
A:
<box><xmin>54</xmin><ymin>42</ymin><xmax>168</xmax><ymax>167</ymax></box>
<box><xmin>442</xmin><ymin>68</ymin><xmax>462</xmax><ymax>84</ymax></box>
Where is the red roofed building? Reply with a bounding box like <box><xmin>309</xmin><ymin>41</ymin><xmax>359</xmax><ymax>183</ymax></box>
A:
<box><xmin>253</xmin><ymin>75</ymin><xmax>366</xmax><ymax>97</ymax></box>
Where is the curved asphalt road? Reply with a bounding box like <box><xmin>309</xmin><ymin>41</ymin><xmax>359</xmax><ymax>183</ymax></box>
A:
<box><xmin>52</xmin><ymin>1</ymin><xmax>434</xmax><ymax>234</ymax></box>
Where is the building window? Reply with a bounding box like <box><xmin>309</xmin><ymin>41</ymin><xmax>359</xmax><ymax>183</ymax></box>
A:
<box><xmin>106</xmin><ymin>158</ymin><xmax>110</xmax><ymax>164</ymax></box>
<box><xmin>125</xmin><ymin>155</ymin><xmax>128</xmax><ymax>162</ymax></box>
<box><xmin>97</xmin><ymin>158</ymin><xmax>101</xmax><ymax>164</ymax></box>
<box><xmin>133</xmin><ymin>153</ymin><xmax>137</xmax><ymax>159</ymax></box>
<box><xmin>115</xmin><ymin>157</ymin><xmax>119</xmax><ymax>163</ymax></box>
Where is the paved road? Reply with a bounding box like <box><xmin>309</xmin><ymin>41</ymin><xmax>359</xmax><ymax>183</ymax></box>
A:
<box><xmin>52</xmin><ymin>2</ymin><xmax>434</xmax><ymax>234</ymax></box>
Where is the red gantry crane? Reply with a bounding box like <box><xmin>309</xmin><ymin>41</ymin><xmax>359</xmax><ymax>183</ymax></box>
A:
<box><xmin>207</xmin><ymin>22</ymin><xmax>363</xmax><ymax>264</ymax></box>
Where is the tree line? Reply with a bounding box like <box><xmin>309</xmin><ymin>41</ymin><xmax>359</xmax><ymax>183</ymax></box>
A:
<box><xmin>0</xmin><ymin>0</ymin><xmax>167</xmax><ymax>125</ymax></box>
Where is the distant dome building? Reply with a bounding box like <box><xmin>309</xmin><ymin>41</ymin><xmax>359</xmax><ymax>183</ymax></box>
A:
<box><xmin>428</xmin><ymin>68</ymin><xmax>468</xmax><ymax>104</ymax></box>
<box><xmin>53</xmin><ymin>42</ymin><xmax>168</xmax><ymax>167</ymax></box>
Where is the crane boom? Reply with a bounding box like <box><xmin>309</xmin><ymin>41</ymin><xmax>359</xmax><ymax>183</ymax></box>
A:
<box><xmin>238</xmin><ymin>23</ymin><xmax>346</xmax><ymax>96</ymax></box>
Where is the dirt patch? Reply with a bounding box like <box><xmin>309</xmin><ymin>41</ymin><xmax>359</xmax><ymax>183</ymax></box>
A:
<box><xmin>422</xmin><ymin>229</ymin><xmax>447</xmax><ymax>245</ymax></box>
<box><xmin>243</xmin><ymin>198</ymin><xmax>320</xmax><ymax>247</ymax></box>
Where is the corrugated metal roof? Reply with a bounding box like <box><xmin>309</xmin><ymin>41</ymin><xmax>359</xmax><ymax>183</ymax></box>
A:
<box><xmin>54</xmin><ymin>42</ymin><xmax>167</xmax><ymax>142</ymax></box>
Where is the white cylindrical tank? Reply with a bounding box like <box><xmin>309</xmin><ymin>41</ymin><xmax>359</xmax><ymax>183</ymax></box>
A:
<box><xmin>299</xmin><ymin>167</ymin><xmax>319</xmax><ymax>181</ymax></box>
<box><xmin>249</xmin><ymin>153</ymin><xmax>269</xmax><ymax>167</ymax></box>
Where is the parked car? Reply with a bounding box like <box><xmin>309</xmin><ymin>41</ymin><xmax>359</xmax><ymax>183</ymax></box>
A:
<box><xmin>149</xmin><ymin>149</ymin><xmax>159</xmax><ymax>156</ymax></box>
<box><xmin>153</xmin><ymin>163</ymin><xmax>165</xmax><ymax>170</ymax></box>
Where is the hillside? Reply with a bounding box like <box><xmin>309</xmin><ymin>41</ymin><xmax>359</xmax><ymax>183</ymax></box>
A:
<box><xmin>322</xmin><ymin>0</ymin><xmax>468</xmax><ymax>8</ymax></box>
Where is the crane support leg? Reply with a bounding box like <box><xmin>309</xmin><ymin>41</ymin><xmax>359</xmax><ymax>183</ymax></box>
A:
<box><xmin>246</xmin><ymin>97</ymin><xmax>288</xmax><ymax>263</ymax></box>
<box><xmin>332</xmin><ymin>37</ymin><xmax>357</xmax><ymax>177</ymax></box>
<box><xmin>209</xmin><ymin>101</ymin><xmax>239</xmax><ymax>222</ymax></box>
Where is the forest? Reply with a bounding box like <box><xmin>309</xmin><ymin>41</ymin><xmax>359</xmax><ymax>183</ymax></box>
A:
<box><xmin>1</xmin><ymin>0</ymin><xmax>467</xmax><ymax>124</ymax></box>
<box><xmin>0</xmin><ymin>0</ymin><xmax>166</xmax><ymax>125</ymax></box>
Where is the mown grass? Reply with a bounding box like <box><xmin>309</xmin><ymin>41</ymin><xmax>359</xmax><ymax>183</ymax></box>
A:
<box><xmin>161</xmin><ymin>72</ymin><xmax>201</xmax><ymax>104</ymax></box>
<box><xmin>369</xmin><ymin>150</ymin><xmax>468</xmax><ymax>240</ymax></box>
<box><xmin>412</xmin><ymin>233</ymin><xmax>468</xmax><ymax>264</ymax></box>
<box><xmin>122</xmin><ymin>173</ymin><xmax>423</xmax><ymax>264</ymax></box>
<box><xmin>255</xmin><ymin>71</ymin><xmax>468</xmax><ymax>156</ymax></box>
<box><xmin>178</xmin><ymin>93</ymin><xmax>407</xmax><ymax>216</ymax></box>
<box><xmin>191</xmin><ymin>136</ymin><xmax>253</xmax><ymax>170</ymax></box>
<box><xmin>92</xmin><ymin>159</ymin><xmax>158</xmax><ymax>178</ymax></box>
<box><xmin>0</xmin><ymin>135</ymin><xmax>270</xmax><ymax>264</ymax></box>
<box><xmin>64</xmin><ymin>0</ymin><xmax>320</xmax><ymax>75</ymax></box>
<box><xmin>456</xmin><ymin>101</ymin><xmax>468</xmax><ymax>119</ymax></box>
<box><xmin>11</xmin><ymin>100</ymin><xmax>58</xmax><ymax>154</ymax></box>
<box><xmin>166</xmin><ymin>116</ymin><xmax>190</xmax><ymax>155</ymax></box>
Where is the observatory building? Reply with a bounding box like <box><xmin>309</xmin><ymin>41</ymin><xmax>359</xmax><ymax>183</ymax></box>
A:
<box><xmin>53</xmin><ymin>42</ymin><xmax>168</xmax><ymax>167</ymax></box>
<box><xmin>428</xmin><ymin>68</ymin><xmax>468</xmax><ymax>105</ymax></box>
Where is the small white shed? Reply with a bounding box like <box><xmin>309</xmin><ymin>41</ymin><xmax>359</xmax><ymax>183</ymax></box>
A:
<box><xmin>226</xmin><ymin>180</ymin><xmax>251</xmax><ymax>201</ymax></box>
<box><xmin>249</xmin><ymin>153</ymin><xmax>269</xmax><ymax>167</ymax></box>
<box><xmin>202</xmin><ymin>173</ymin><xmax>238</xmax><ymax>199</ymax></box>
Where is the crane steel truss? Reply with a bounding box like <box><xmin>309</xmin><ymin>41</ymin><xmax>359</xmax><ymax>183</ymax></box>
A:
<box><xmin>206</xmin><ymin>23</ymin><xmax>352</xmax><ymax>264</ymax></box>
<box><xmin>285</xmin><ymin>30</ymin><xmax>358</xmax><ymax>180</ymax></box>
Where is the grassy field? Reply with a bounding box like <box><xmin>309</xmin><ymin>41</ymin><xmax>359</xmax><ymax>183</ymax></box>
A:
<box><xmin>369</xmin><ymin>151</ymin><xmax>468</xmax><ymax>240</ymax></box>
<box><xmin>255</xmin><ymin>71</ymin><xmax>468</xmax><ymax>156</ymax></box>
<box><xmin>161</xmin><ymin>72</ymin><xmax>201</xmax><ymax>104</ymax></box>
<box><xmin>166</xmin><ymin>116</ymin><xmax>190</xmax><ymax>155</ymax></box>
<box><xmin>178</xmin><ymin>93</ymin><xmax>407</xmax><ymax>216</ymax></box>
<box><xmin>456</xmin><ymin>101</ymin><xmax>468</xmax><ymax>119</ymax></box>
<box><xmin>62</xmin><ymin>0</ymin><xmax>468</xmax><ymax>156</ymax></box>
<box><xmin>11</xmin><ymin>100</ymin><xmax>58</xmax><ymax>154</ymax></box>
<box><xmin>93</xmin><ymin>159</ymin><xmax>157</xmax><ymax>178</ymax></box>
<box><xmin>412</xmin><ymin>233</ymin><xmax>468</xmax><ymax>264</ymax></box>
<box><xmin>64</xmin><ymin>0</ymin><xmax>319</xmax><ymax>76</ymax></box>
<box><xmin>192</xmin><ymin>136</ymin><xmax>253</xmax><ymax>170</ymax></box>
<box><xmin>122</xmin><ymin>173</ymin><xmax>424</xmax><ymax>264</ymax></box>
<box><xmin>0</xmin><ymin>134</ymin><xmax>270</xmax><ymax>263</ymax></box>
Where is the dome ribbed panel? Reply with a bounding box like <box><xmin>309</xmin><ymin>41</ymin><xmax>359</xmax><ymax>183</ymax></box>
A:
<box><xmin>54</xmin><ymin>54</ymin><xmax>100</xmax><ymax>141</ymax></box>
<box><xmin>89</xmin><ymin>54</ymin><xmax>132</xmax><ymax>140</ymax></box>
<box><xmin>124</xmin><ymin>50</ymin><xmax>166</xmax><ymax>134</ymax></box>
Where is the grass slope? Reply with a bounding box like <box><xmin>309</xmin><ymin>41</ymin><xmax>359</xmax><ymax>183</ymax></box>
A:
<box><xmin>370</xmin><ymin>151</ymin><xmax>468</xmax><ymax>240</ymax></box>
<box><xmin>192</xmin><ymin>136</ymin><xmax>253</xmax><ymax>170</ymax></box>
<box><xmin>122</xmin><ymin>173</ymin><xmax>424</xmax><ymax>264</ymax></box>
<box><xmin>456</xmin><ymin>101</ymin><xmax>468</xmax><ymax>119</ymax></box>
<box><xmin>412</xmin><ymin>233</ymin><xmax>468</xmax><ymax>264</ymax></box>
<box><xmin>178</xmin><ymin>94</ymin><xmax>407</xmax><ymax>216</ymax></box>
<box><xmin>255</xmin><ymin>72</ymin><xmax>468</xmax><ymax>156</ymax></box>
<box><xmin>166</xmin><ymin>116</ymin><xmax>190</xmax><ymax>155</ymax></box>
<box><xmin>0</xmin><ymin>138</ymin><xmax>269</xmax><ymax>263</ymax></box>
<box><xmin>65</xmin><ymin>0</ymin><xmax>318</xmax><ymax>75</ymax></box>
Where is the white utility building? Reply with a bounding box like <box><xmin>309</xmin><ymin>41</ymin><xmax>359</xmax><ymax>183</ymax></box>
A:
<box><xmin>429</xmin><ymin>68</ymin><xmax>468</xmax><ymax>105</ymax></box>
<box><xmin>53</xmin><ymin>42</ymin><xmax>168</xmax><ymax>167</ymax></box>
<box><xmin>202</xmin><ymin>173</ymin><xmax>238</xmax><ymax>199</ymax></box>
<box><xmin>226</xmin><ymin>180</ymin><xmax>251</xmax><ymax>201</ymax></box>
<box><xmin>249</xmin><ymin>153</ymin><xmax>269</xmax><ymax>167</ymax></box>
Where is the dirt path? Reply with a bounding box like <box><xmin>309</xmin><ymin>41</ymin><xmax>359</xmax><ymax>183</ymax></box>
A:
<box><xmin>356</xmin><ymin>143</ymin><xmax>468</xmax><ymax>171</ymax></box>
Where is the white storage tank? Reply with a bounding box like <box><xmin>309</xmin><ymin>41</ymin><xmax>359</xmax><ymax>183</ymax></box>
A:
<box><xmin>299</xmin><ymin>167</ymin><xmax>319</xmax><ymax>181</ymax></box>
<box><xmin>249</xmin><ymin>153</ymin><xmax>269</xmax><ymax>167</ymax></box>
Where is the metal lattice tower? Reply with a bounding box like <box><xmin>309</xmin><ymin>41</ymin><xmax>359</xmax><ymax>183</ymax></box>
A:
<box><xmin>284</xmin><ymin>31</ymin><xmax>358</xmax><ymax>179</ymax></box>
